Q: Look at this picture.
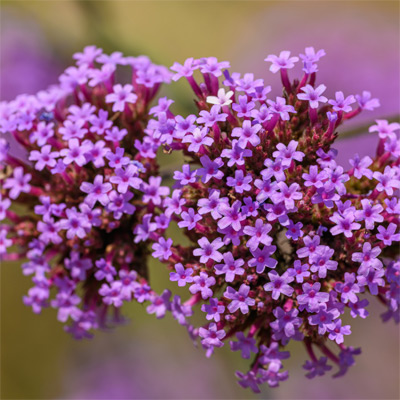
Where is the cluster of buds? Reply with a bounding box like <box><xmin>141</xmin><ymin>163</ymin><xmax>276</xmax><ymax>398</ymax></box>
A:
<box><xmin>0</xmin><ymin>46</ymin><xmax>187</xmax><ymax>338</ymax></box>
<box><xmin>146</xmin><ymin>49</ymin><xmax>400</xmax><ymax>391</ymax></box>
<box><xmin>1</xmin><ymin>45</ymin><xmax>399</xmax><ymax>391</ymax></box>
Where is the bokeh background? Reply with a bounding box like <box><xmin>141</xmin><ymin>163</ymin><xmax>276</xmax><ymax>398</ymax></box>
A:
<box><xmin>1</xmin><ymin>1</ymin><xmax>399</xmax><ymax>399</ymax></box>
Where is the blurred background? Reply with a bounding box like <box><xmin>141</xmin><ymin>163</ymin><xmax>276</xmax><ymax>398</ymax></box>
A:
<box><xmin>1</xmin><ymin>1</ymin><xmax>399</xmax><ymax>399</ymax></box>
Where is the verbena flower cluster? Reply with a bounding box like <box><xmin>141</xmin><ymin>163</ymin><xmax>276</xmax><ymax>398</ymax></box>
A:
<box><xmin>1</xmin><ymin>45</ymin><xmax>399</xmax><ymax>392</ymax></box>
<box><xmin>0</xmin><ymin>47</ymin><xmax>179</xmax><ymax>337</ymax></box>
<box><xmin>146</xmin><ymin>49</ymin><xmax>400</xmax><ymax>391</ymax></box>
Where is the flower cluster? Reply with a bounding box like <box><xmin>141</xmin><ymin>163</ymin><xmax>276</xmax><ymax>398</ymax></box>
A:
<box><xmin>0</xmin><ymin>46</ymin><xmax>189</xmax><ymax>337</ymax></box>
<box><xmin>1</xmin><ymin>45</ymin><xmax>399</xmax><ymax>391</ymax></box>
<box><xmin>146</xmin><ymin>48</ymin><xmax>400</xmax><ymax>391</ymax></box>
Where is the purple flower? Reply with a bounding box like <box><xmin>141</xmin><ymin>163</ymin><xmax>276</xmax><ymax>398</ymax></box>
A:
<box><xmin>303</xmin><ymin>357</ymin><xmax>332</xmax><ymax>379</ymax></box>
<box><xmin>178</xmin><ymin>208</ymin><xmax>202</xmax><ymax>230</ymax></box>
<box><xmin>89</xmin><ymin>109</ymin><xmax>113</xmax><ymax>135</ymax></box>
<box><xmin>4</xmin><ymin>167</ymin><xmax>31</xmax><ymax>199</ymax></box>
<box><xmin>226</xmin><ymin>170</ymin><xmax>253</xmax><ymax>193</ymax></box>
<box><xmin>199</xmin><ymin>57</ymin><xmax>230</xmax><ymax>77</ymax></box>
<box><xmin>254</xmin><ymin>178</ymin><xmax>277</xmax><ymax>203</ymax></box>
<box><xmin>373</xmin><ymin>166</ymin><xmax>400</xmax><ymax>196</ymax></box>
<box><xmin>65</xmin><ymin>251</ymin><xmax>91</xmax><ymax>281</ymax></box>
<box><xmin>84</xmin><ymin>140</ymin><xmax>109</xmax><ymax>168</ymax></box>
<box><xmin>0</xmin><ymin>195</ymin><xmax>11</xmax><ymax>221</ymax></box>
<box><xmin>59</xmin><ymin>207</ymin><xmax>90</xmax><ymax>239</ymax></box>
<box><xmin>369</xmin><ymin>119</ymin><xmax>400</xmax><ymax>140</ymax></box>
<box><xmin>37</xmin><ymin>216</ymin><xmax>62</xmax><ymax>245</ymax></box>
<box><xmin>351</xmin><ymin>242</ymin><xmax>383</xmax><ymax>275</ymax></box>
<box><xmin>173</xmin><ymin>164</ymin><xmax>197</xmax><ymax>185</ymax></box>
<box><xmin>105</xmin><ymin>84</ymin><xmax>137</xmax><ymax>112</ymax></box>
<box><xmin>355</xmin><ymin>91</ymin><xmax>380</xmax><ymax>111</ymax></box>
<box><xmin>109</xmin><ymin>165</ymin><xmax>141</xmax><ymax>194</ymax></box>
<box><xmin>105</xmin><ymin>147</ymin><xmax>130</xmax><ymax>168</ymax></box>
<box><xmin>197</xmin><ymin>155</ymin><xmax>224</xmax><ymax>183</ymax></box>
<box><xmin>152</xmin><ymin>237</ymin><xmax>173</xmax><ymax>261</ymax></box>
<box><xmin>230</xmin><ymin>332</ymin><xmax>258</xmax><ymax>359</ymax></box>
<box><xmin>201</xmin><ymin>298</ymin><xmax>225</xmax><ymax>322</ymax></box>
<box><xmin>327</xmin><ymin>319</ymin><xmax>351</xmax><ymax>344</ymax></box>
<box><xmin>197</xmin><ymin>105</ymin><xmax>227</xmax><ymax>127</ymax></box>
<box><xmin>107</xmin><ymin>190</ymin><xmax>135</xmax><ymax>219</ymax></box>
<box><xmin>264</xmin><ymin>202</ymin><xmax>290</xmax><ymax>225</ymax></box>
<box><xmin>146</xmin><ymin>289</ymin><xmax>171</xmax><ymax>319</ymax></box>
<box><xmin>262</xmin><ymin>158</ymin><xmax>288</xmax><ymax>182</ymax></box>
<box><xmin>193</xmin><ymin>237</ymin><xmax>224</xmax><ymax>263</ymax></box>
<box><xmin>94</xmin><ymin>258</ymin><xmax>117</xmax><ymax>282</ymax></box>
<box><xmin>376</xmin><ymin>223</ymin><xmax>400</xmax><ymax>246</ymax></box>
<box><xmin>80</xmin><ymin>175</ymin><xmax>112</xmax><ymax>208</ymax></box>
<box><xmin>232</xmin><ymin>95</ymin><xmax>255</xmax><ymax>118</ymax></box>
<box><xmin>29</xmin><ymin>145</ymin><xmax>59</xmax><ymax>171</ymax></box>
<box><xmin>299</xmin><ymin>46</ymin><xmax>326</xmax><ymax>65</ymax></box>
<box><xmin>349</xmin><ymin>154</ymin><xmax>373</xmax><ymax>179</ymax></box>
<box><xmin>287</xmin><ymin>260</ymin><xmax>310</xmax><ymax>283</ymax></box>
<box><xmin>29</xmin><ymin>122</ymin><xmax>54</xmax><ymax>146</ymax></box>
<box><xmin>182</xmin><ymin>127</ymin><xmax>213</xmax><ymax>152</ymax></box>
<box><xmin>171</xmin><ymin>295</ymin><xmax>192</xmax><ymax>325</ymax></box>
<box><xmin>235</xmin><ymin>371</ymin><xmax>261</xmax><ymax>393</ymax></box>
<box><xmin>297</xmin><ymin>84</ymin><xmax>328</xmax><ymax>109</ymax></box>
<box><xmin>264</xmin><ymin>51</ymin><xmax>299</xmax><ymax>73</ymax></box>
<box><xmin>335</xmin><ymin>272</ymin><xmax>360</xmax><ymax>303</ymax></box>
<box><xmin>285</xmin><ymin>220</ymin><xmax>304</xmax><ymax>241</ymax></box>
<box><xmin>170</xmin><ymin>263</ymin><xmax>194</xmax><ymax>287</ymax></box>
<box><xmin>221</xmin><ymin>139</ymin><xmax>252</xmax><ymax>167</ymax></box>
<box><xmin>214</xmin><ymin>252</ymin><xmax>245</xmax><ymax>282</ymax></box>
<box><xmin>243</xmin><ymin>219</ymin><xmax>272</xmax><ymax>251</ymax></box>
<box><xmin>297</xmin><ymin>282</ymin><xmax>329</xmax><ymax>312</ymax></box>
<box><xmin>98</xmin><ymin>281</ymin><xmax>125</xmax><ymax>307</ymax></box>
<box><xmin>267</xmin><ymin>97</ymin><xmax>296</xmax><ymax>121</ymax></box>
<box><xmin>329</xmin><ymin>211</ymin><xmax>361</xmax><ymax>238</ymax></box>
<box><xmin>224</xmin><ymin>284</ymin><xmax>255</xmax><ymax>314</ymax></box>
<box><xmin>197</xmin><ymin>190</ymin><xmax>227</xmax><ymax>220</ymax></box>
<box><xmin>311</xmin><ymin>187</ymin><xmax>340</xmax><ymax>209</ymax></box>
<box><xmin>272</xmin><ymin>182</ymin><xmax>302</xmax><ymax>209</ymax></box>
<box><xmin>248</xmin><ymin>245</ymin><xmax>278</xmax><ymax>274</ymax></box>
<box><xmin>272</xmin><ymin>140</ymin><xmax>304</xmax><ymax>166</ymax></box>
<box><xmin>270</xmin><ymin>307</ymin><xmax>302</xmax><ymax>338</ymax></box>
<box><xmin>241</xmin><ymin>197</ymin><xmax>259</xmax><ymax>218</ymax></box>
<box><xmin>141</xmin><ymin>176</ymin><xmax>170</xmax><ymax>205</ymax></box>
<box><xmin>349</xmin><ymin>298</ymin><xmax>369</xmax><ymax>319</ymax></box>
<box><xmin>359</xmin><ymin>267</ymin><xmax>386</xmax><ymax>295</ymax></box>
<box><xmin>354</xmin><ymin>199</ymin><xmax>383</xmax><ymax>229</ymax></box>
<box><xmin>189</xmin><ymin>272</ymin><xmax>216</xmax><ymax>299</ymax></box>
<box><xmin>218</xmin><ymin>200</ymin><xmax>246</xmax><ymax>231</ymax></box>
<box><xmin>51</xmin><ymin>292</ymin><xmax>81</xmax><ymax>322</ymax></box>
<box><xmin>264</xmin><ymin>271</ymin><xmax>294</xmax><ymax>300</ymax></box>
<box><xmin>309</xmin><ymin>246</ymin><xmax>338</xmax><ymax>278</ymax></box>
<box><xmin>118</xmin><ymin>269</ymin><xmax>139</xmax><ymax>300</ymax></box>
<box><xmin>60</xmin><ymin>138</ymin><xmax>90</xmax><ymax>166</ymax></box>
<box><xmin>0</xmin><ymin>229</ymin><xmax>12</xmax><ymax>254</ymax></box>
<box><xmin>386</xmin><ymin>198</ymin><xmax>400</xmax><ymax>216</ymax></box>
<box><xmin>59</xmin><ymin>120</ymin><xmax>88</xmax><ymax>140</ymax></box>
<box><xmin>164</xmin><ymin>189</ymin><xmax>186</xmax><ymax>217</ymax></box>
<box><xmin>171</xmin><ymin>58</ymin><xmax>198</xmax><ymax>81</ymax></box>
<box><xmin>328</xmin><ymin>91</ymin><xmax>356</xmax><ymax>112</ymax></box>
<box><xmin>199</xmin><ymin>322</ymin><xmax>225</xmax><ymax>348</ymax></box>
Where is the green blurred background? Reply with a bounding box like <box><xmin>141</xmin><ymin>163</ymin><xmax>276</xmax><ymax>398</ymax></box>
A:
<box><xmin>1</xmin><ymin>1</ymin><xmax>399</xmax><ymax>399</ymax></box>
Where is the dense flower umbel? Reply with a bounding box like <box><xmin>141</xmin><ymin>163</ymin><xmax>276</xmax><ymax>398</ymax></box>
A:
<box><xmin>0</xmin><ymin>46</ymin><xmax>183</xmax><ymax>337</ymax></box>
<box><xmin>147</xmin><ymin>49</ymin><xmax>400</xmax><ymax>391</ymax></box>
